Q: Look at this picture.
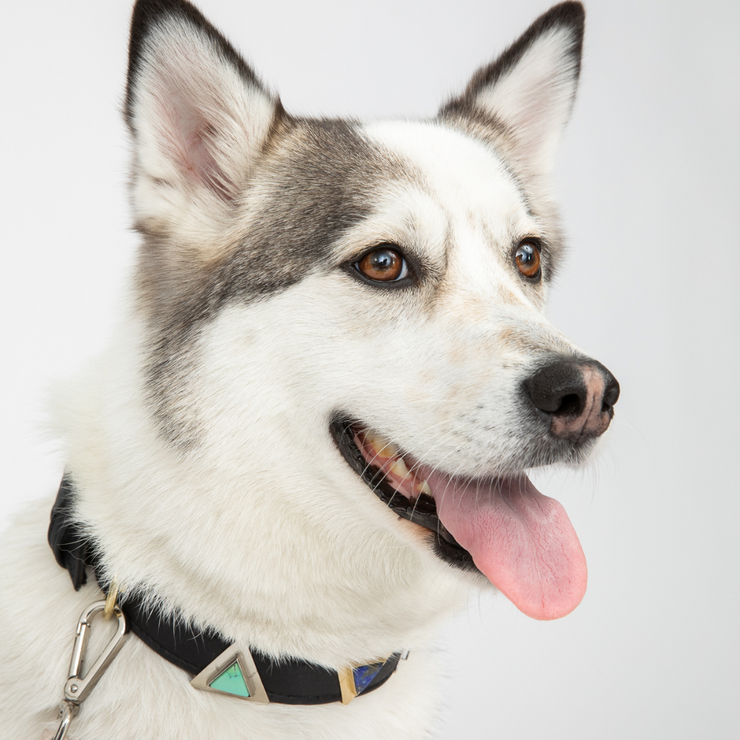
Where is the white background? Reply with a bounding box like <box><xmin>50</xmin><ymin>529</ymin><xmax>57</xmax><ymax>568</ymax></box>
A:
<box><xmin>1</xmin><ymin>1</ymin><xmax>739</xmax><ymax>738</ymax></box>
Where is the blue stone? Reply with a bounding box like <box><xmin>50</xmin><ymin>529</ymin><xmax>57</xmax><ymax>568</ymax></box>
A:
<box><xmin>353</xmin><ymin>662</ymin><xmax>385</xmax><ymax>695</ymax></box>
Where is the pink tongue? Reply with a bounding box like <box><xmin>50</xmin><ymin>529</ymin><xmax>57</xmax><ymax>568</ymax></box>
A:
<box><xmin>430</xmin><ymin>473</ymin><xmax>587</xmax><ymax>620</ymax></box>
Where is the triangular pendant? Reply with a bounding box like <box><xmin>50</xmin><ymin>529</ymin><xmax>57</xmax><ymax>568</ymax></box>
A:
<box><xmin>191</xmin><ymin>644</ymin><xmax>270</xmax><ymax>703</ymax></box>
<box><xmin>208</xmin><ymin>660</ymin><xmax>251</xmax><ymax>698</ymax></box>
<box><xmin>339</xmin><ymin>658</ymin><xmax>389</xmax><ymax>704</ymax></box>
<box><xmin>352</xmin><ymin>661</ymin><xmax>384</xmax><ymax>695</ymax></box>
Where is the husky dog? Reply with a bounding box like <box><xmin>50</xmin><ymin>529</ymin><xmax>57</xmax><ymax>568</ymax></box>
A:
<box><xmin>0</xmin><ymin>0</ymin><xmax>618</xmax><ymax>738</ymax></box>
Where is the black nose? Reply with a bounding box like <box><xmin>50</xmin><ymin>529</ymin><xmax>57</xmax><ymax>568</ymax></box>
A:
<box><xmin>524</xmin><ymin>360</ymin><xmax>619</xmax><ymax>441</ymax></box>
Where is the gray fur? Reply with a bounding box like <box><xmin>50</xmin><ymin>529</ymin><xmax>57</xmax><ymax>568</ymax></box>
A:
<box><xmin>137</xmin><ymin>118</ymin><xmax>413</xmax><ymax>444</ymax></box>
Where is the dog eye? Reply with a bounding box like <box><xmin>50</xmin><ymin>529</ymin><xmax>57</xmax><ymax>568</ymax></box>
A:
<box><xmin>355</xmin><ymin>245</ymin><xmax>409</xmax><ymax>283</ymax></box>
<box><xmin>514</xmin><ymin>241</ymin><xmax>541</xmax><ymax>279</ymax></box>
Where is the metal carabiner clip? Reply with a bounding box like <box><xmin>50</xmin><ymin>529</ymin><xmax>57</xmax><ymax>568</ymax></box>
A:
<box><xmin>52</xmin><ymin>600</ymin><xmax>128</xmax><ymax>740</ymax></box>
<box><xmin>63</xmin><ymin>600</ymin><xmax>128</xmax><ymax>704</ymax></box>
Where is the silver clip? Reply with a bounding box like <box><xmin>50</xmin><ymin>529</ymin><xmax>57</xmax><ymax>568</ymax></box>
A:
<box><xmin>52</xmin><ymin>600</ymin><xmax>128</xmax><ymax>739</ymax></box>
<box><xmin>51</xmin><ymin>701</ymin><xmax>76</xmax><ymax>740</ymax></box>
<box><xmin>63</xmin><ymin>600</ymin><xmax>128</xmax><ymax>703</ymax></box>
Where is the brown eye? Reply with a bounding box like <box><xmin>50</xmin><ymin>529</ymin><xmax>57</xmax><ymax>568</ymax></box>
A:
<box><xmin>356</xmin><ymin>245</ymin><xmax>408</xmax><ymax>282</ymax></box>
<box><xmin>515</xmin><ymin>241</ymin><xmax>541</xmax><ymax>278</ymax></box>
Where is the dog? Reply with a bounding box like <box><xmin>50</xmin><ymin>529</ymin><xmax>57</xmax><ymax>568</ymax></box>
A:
<box><xmin>0</xmin><ymin>1</ymin><xmax>619</xmax><ymax>738</ymax></box>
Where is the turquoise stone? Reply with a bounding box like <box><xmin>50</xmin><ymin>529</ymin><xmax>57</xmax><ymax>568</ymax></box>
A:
<box><xmin>209</xmin><ymin>660</ymin><xmax>251</xmax><ymax>698</ymax></box>
<box><xmin>353</xmin><ymin>662</ymin><xmax>384</xmax><ymax>695</ymax></box>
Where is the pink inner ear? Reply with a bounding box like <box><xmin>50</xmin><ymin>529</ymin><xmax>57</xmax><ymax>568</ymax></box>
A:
<box><xmin>156</xmin><ymin>92</ymin><xmax>235</xmax><ymax>202</ymax></box>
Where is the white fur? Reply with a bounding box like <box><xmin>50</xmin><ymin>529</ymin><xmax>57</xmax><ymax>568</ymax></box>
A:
<box><xmin>0</xmin><ymin>4</ymin><xmax>594</xmax><ymax>739</ymax></box>
<box><xmin>129</xmin><ymin>14</ymin><xmax>277</xmax><ymax>250</ymax></box>
<box><xmin>473</xmin><ymin>24</ymin><xmax>581</xmax><ymax>175</ymax></box>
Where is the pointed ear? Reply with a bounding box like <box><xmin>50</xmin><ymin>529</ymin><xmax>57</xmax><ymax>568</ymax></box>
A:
<box><xmin>440</xmin><ymin>2</ymin><xmax>584</xmax><ymax>175</ymax></box>
<box><xmin>126</xmin><ymin>0</ymin><xmax>281</xmax><ymax>234</ymax></box>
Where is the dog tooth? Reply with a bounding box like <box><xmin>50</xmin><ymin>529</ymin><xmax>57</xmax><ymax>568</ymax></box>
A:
<box><xmin>417</xmin><ymin>479</ymin><xmax>432</xmax><ymax>496</ymax></box>
<box><xmin>389</xmin><ymin>457</ymin><xmax>410</xmax><ymax>479</ymax></box>
<box><xmin>365</xmin><ymin>430</ymin><xmax>399</xmax><ymax>459</ymax></box>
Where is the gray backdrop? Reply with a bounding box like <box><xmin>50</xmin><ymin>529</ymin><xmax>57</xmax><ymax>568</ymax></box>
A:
<box><xmin>1</xmin><ymin>1</ymin><xmax>738</xmax><ymax>738</ymax></box>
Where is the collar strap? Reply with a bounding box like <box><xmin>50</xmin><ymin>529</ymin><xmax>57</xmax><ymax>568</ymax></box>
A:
<box><xmin>48</xmin><ymin>476</ymin><xmax>402</xmax><ymax>705</ymax></box>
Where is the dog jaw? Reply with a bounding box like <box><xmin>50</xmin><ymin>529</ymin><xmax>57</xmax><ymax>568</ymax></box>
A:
<box><xmin>339</xmin><ymin>421</ymin><xmax>588</xmax><ymax>620</ymax></box>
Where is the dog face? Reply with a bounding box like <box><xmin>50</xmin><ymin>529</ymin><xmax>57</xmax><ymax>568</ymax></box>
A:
<box><xmin>120</xmin><ymin>0</ymin><xmax>617</xmax><ymax>629</ymax></box>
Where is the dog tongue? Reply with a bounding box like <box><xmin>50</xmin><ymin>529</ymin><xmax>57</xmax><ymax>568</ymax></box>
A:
<box><xmin>429</xmin><ymin>473</ymin><xmax>587</xmax><ymax>620</ymax></box>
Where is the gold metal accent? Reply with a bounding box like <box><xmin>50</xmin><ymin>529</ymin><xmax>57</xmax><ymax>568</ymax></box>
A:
<box><xmin>103</xmin><ymin>579</ymin><xmax>119</xmax><ymax>620</ymax></box>
<box><xmin>191</xmin><ymin>644</ymin><xmax>270</xmax><ymax>704</ymax></box>
<box><xmin>338</xmin><ymin>666</ymin><xmax>358</xmax><ymax>705</ymax></box>
<box><xmin>338</xmin><ymin>654</ymin><xmax>396</xmax><ymax>705</ymax></box>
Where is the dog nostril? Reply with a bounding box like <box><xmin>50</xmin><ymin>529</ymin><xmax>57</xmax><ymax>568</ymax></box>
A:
<box><xmin>554</xmin><ymin>393</ymin><xmax>583</xmax><ymax>418</ymax></box>
<box><xmin>603</xmin><ymin>378</ymin><xmax>620</xmax><ymax>410</ymax></box>
<box><xmin>524</xmin><ymin>361</ymin><xmax>587</xmax><ymax>416</ymax></box>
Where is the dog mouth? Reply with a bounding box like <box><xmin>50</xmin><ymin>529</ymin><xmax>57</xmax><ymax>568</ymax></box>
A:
<box><xmin>330</xmin><ymin>418</ymin><xmax>475</xmax><ymax>569</ymax></box>
<box><xmin>330</xmin><ymin>417</ymin><xmax>589</xmax><ymax>621</ymax></box>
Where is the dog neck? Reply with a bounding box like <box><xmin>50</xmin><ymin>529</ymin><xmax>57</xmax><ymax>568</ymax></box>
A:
<box><xmin>50</xmin><ymin>476</ymin><xmax>408</xmax><ymax>705</ymax></box>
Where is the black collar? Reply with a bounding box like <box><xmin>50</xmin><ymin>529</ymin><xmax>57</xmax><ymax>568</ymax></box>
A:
<box><xmin>48</xmin><ymin>476</ymin><xmax>402</xmax><ymax>705</ymax></box>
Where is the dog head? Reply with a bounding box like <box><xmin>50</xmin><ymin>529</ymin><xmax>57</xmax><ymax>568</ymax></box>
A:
<box><xmin>119</xmin><ymin>0</ymin><xmax>618</xmax><ymax>629</ymax></box>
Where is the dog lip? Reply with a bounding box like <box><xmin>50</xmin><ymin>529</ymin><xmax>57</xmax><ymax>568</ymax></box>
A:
<box><xmin>329</xmin><ymin>416</ymin><xmax>479</xmax><ymax>573</ymax></box>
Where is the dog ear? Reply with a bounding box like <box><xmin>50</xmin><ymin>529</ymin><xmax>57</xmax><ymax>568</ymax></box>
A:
<box><xmin>126</xmin><ymin>0</ymin><xmax>280</xmax><ymax>233</ymax></box>
<box><xmin>440</xmin><ymin>2</ymin><xmax>584</xmax><ymax>176</ymax></box>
